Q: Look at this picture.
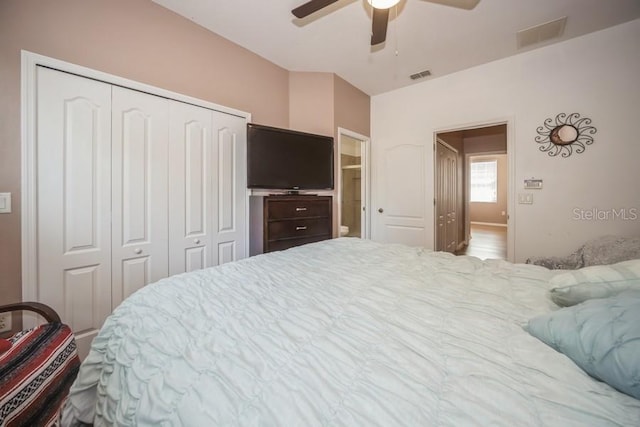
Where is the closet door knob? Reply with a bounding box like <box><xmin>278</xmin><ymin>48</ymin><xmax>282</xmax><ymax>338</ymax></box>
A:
<box><xmin>134</xmin><ymin>248</ymin><xmax>142</xmax><ymax>254</ymax></box>
<box><xmin>378</xmin><ymin>208</ymin><xmax>384</xmax><ymax>213</ymax></box>
<box><xmin>194</xmin><ymin>239</ymin><xmax>201</xmax><ymax>244</ymax></box>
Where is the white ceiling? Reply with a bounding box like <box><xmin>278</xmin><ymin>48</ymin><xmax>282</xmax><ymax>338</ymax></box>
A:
<box><xmin>152</xmin><ymin>0</ymin><xmax>640</xmax><ymax>95</ymax></box>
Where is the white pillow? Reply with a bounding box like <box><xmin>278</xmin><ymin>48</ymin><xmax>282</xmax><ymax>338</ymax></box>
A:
<box><xmin>549</xmin><ymin>259</ymin><xmax>640</xmax><ymax>307</ymax></box>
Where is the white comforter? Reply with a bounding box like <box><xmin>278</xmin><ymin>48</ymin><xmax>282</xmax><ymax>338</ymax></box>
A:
<box><xmin>64</xmin><ymin>238</ymin><xmax>640</xmax><ymax>426</ymax></box>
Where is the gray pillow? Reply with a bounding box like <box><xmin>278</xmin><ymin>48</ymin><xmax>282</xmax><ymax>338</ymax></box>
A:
<box><xmin>527</xmin><ymin>235</ymin><xmax>640</xmax><ymax>270</ymax></box>
<box><xmin>580</xmin><ymin>235</ymin><xmax>640</xmax><ymax>267</ymax></box>
<box><xmin>549</xmin><ymin>259</ymin><xmax>640</xmax><ymax>307</ymax></box>
<box><xmin>525</xmin><ymin>290</ymin><xmax>640</xmax><ymax>399</ymax></box>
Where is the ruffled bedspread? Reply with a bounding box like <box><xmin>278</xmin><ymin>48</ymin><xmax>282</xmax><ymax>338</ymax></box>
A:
<box><xmin>63</xmin><ymin>238</ymin><xmax>640</xmax><ymax>426</ymax></box>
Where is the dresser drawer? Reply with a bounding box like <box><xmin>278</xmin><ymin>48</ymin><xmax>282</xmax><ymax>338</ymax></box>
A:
<box><xmin>267</xmin><ymin>199</ymin><xmax>331</xmax><ymax>220</ymax></box>
<box><xmin>268</xmin><ymin>218</ymin><xmax>331</xmax><ymax>240</ymax></box>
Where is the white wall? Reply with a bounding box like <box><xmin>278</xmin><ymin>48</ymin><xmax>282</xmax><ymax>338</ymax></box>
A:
<box><xmin>372</xmin><ymin>19</ymin><xmax>640</xmax><ymax>262</ymax></box>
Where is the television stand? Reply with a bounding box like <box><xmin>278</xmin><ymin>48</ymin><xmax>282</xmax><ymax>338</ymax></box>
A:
<box><xmin>267</xmin><ymin>192</ymin><xmax>318</xmax><ymax>197</ymax></box>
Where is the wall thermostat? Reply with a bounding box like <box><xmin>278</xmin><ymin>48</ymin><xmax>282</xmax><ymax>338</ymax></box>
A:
<box><xmin>524</xmin><ymin>179</ymin><xmax>543</xmax><ymax>190</ymax></box>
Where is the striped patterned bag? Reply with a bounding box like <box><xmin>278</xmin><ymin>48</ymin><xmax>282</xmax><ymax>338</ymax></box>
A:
<box><xmin>0</xmin><ymin>323</ymin><xmax>80</xmax><ymax>426</ymax></box>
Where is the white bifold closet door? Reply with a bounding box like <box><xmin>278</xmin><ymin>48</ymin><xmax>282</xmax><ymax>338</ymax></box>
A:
<box><xmin>211</xmin><ymin>110</ymin><xmax>247</xmax><ymax>265</ymax></box>
<box><xmin>111</xmin><ymin>87</ymin><xmax>170</xmax><ymax>305</ymax></box>
<box><xmin>36</xmin><ymin>67</ymin><xmax>113</xmax><ymax>357</ymax></box>
<box><xmin>168</xmin><ymin>102</ymin><xmax>247</xmax><ymax>274</ymax></box>
<box><xmin>34</xmin><ymin>66</ymin><xmax>247</xmax><ymax>358</ymax></box>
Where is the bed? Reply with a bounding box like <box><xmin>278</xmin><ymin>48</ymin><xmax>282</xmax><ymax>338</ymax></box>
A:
<box><xmin>62</xmin><ymin>238</ymin><xmax>640</xmax><ymax>426</ymax></box>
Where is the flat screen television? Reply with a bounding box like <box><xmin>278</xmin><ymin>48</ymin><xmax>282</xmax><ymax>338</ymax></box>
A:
<box><xmin>247</xmin><ymin>123</ymin><xmax>334</xmax><ymax>191</ymax></box>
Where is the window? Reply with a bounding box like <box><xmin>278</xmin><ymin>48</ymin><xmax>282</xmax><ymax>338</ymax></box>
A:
<box><xmin>470</xmin><ymin>160</ymin><xmax>497</xmax><ymax>203</ymax></box>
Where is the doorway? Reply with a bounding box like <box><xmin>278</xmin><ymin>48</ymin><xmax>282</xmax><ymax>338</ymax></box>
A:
<box><xmin>434</xmin><ymin>123</ymin><xmax>512</xmax><ymax>260</ymax></box>
<box><xmin>338</xmin><ymin>128</ymin><xmax>370</xmax><ymax>239</ymax></box>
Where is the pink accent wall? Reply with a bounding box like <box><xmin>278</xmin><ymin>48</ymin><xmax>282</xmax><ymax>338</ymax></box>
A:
<box><xmin>289</xmin><ymin>72</ymin><xmax>335</xmax><ymax>136</ymax></box>
<box><xmin>0</xmin><ymin>0</ymin><xmax>370</xmax><ymax>305</ymax></box>
<box><xmin>334</xmin><ymin>75</ymin><xmax>370</xmax><ymax>139</ymax></box>
<box><xmin>288</xmin><ymin>72</ymin><xmax>370</xmax><ymax>139</ymax></box>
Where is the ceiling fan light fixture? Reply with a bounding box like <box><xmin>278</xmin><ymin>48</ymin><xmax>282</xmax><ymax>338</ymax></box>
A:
<box><xmin>367</xmin><ymin>0</ymin><xmax>401</xmax><ymax>9</ymax></box>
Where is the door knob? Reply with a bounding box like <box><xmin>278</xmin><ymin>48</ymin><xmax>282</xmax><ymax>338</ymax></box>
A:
<box><xmin>378</xmin><ymin>208</ymin><xmax>384</xmax><ymax>213</ymax></box>
<box><xmin>134</xmin><ymin>248</ymin><xmax>142</xmax><ymax>254</ymax></box>
<box><xmin>194</xmin><ymin>239</ymin><xmax>201</xmax><ymax>244</ymax></box>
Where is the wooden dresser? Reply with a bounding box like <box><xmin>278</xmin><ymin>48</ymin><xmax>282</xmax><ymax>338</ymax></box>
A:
<box><xmin>250</xmin><ymin>195</ymin><xmax>333</xmax><ymax>255</ymax></box>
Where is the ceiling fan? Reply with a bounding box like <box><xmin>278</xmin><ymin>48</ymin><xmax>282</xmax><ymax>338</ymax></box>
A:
<box><xmin>292</xmin><ymin>0</ymin><xmax>480</xmax><ymax>46</ymax></box>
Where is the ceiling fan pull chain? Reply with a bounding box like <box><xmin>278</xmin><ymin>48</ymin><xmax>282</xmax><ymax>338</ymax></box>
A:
<box><xmin>394</xmin><ymin>4</ymin><xmax>399</xmax><ymax>56</ymax></box>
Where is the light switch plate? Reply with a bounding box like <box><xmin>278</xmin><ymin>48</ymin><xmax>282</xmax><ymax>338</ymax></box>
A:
<box><xmin>0</xmin><ymin>193</ymin><xmax>11</xmax><ymax>213</ymax></box>
<box><xmin>518</xmin><ymin>193</ymin><xmax>534</xmax><ymax>204</ymax></box>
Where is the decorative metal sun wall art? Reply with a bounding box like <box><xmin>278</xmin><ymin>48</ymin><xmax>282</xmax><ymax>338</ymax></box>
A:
<box><xmin>535</xmin><ymin>113</ymin><xmax>597</xmax><ymax>157</ymax></box>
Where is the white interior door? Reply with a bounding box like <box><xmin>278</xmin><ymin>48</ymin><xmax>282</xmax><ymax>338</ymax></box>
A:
<box><xmin>373</xmin><ymin>142</ymin><xmax>426</xmax><ymax>246</ymax></box>
<box><xmin>212</xmin><ymin>113</ymin><xmax>247</xmax><ymax>264</ymax></box>
<box><xmin>35</xmin><ymin>67</ymin><xmax>113</xmax><ymax>358</ymax></box>
<box><xmin>111</xmin><ymin>87</ymin><xmax>169</xmax><ymax>306</ymax></box>
<box><xmin>168</xmin><ymin>101</ymin><xmax>214</xmax><ymax>275</ymax></box>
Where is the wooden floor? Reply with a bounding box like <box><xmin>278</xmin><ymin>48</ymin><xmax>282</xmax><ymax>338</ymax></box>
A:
<box><xmin>456</xmin><ymin>224</ymin><xmax>507</xmax><ymax>260</ymax></box>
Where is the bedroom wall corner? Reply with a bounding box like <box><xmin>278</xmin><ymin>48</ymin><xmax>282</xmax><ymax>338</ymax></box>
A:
<box><xmin>333</xmin><ymin>75</ymin><xmax>371</xmax><ymax>139</ymax></box>
<box><xmin>288</xmin><ymin>72</ymin><xmax>371</xmax><ymax>238</ymax></box>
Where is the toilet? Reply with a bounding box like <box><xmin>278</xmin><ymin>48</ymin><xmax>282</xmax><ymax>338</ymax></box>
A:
<box><xmin>340</xmin><ymin>225</ymin><xmax>349</xmax><ymax>237</ymax></box>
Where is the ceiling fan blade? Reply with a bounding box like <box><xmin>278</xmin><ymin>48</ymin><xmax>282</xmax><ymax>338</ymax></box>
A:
<box><xmin>421</xmin><ymin>0</ymin><xmax>480</xmax><ymax>10</ymax></box>
<box><xmin>292</xmin><ymin>0</ymin><xmax>340</xmax><ymax>18</ymax></box>
<box><xmin>371</xmin><ymin>8</ymin><xmax>389</xmax><ymax>45</ymax></box>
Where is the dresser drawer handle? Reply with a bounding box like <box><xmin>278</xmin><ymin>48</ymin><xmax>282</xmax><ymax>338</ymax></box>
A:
<box><xmin>296</xmin><ymin>226</ymin><xmax>308</xmax><ymax>231</ymax></box>
<box><xmin>295</xmin><ymin>207</ymin><xmax>307</xmax><ymax>212</ymax></box>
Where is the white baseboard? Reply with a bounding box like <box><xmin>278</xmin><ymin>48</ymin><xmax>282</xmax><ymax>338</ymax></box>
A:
<box><xmin>470</xmin><ymin>221</ymin><xmax>507</xmax><ymax>228</ymax></box>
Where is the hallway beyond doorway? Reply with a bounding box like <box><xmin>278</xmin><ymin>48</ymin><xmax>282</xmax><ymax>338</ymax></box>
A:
<box><xmin>435</xmin><ymin>122</ymin><xmax>512</xmax><ymax>261</ymax></box>
<box><xmin>456</xmin><ymin>224</ymin><xmax>507</xmax><ymax>260</ymax></box>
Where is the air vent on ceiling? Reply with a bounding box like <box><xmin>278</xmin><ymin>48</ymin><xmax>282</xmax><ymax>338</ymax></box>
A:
<box><xmin>517</xmin><ymin>17</ymin><xmax>567</xmax><ymax>49</ymax></box>
<box><xmin>410</xmin><ymin>70</ymin><xmax>432</xmax><ymax>80</ymax></box>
